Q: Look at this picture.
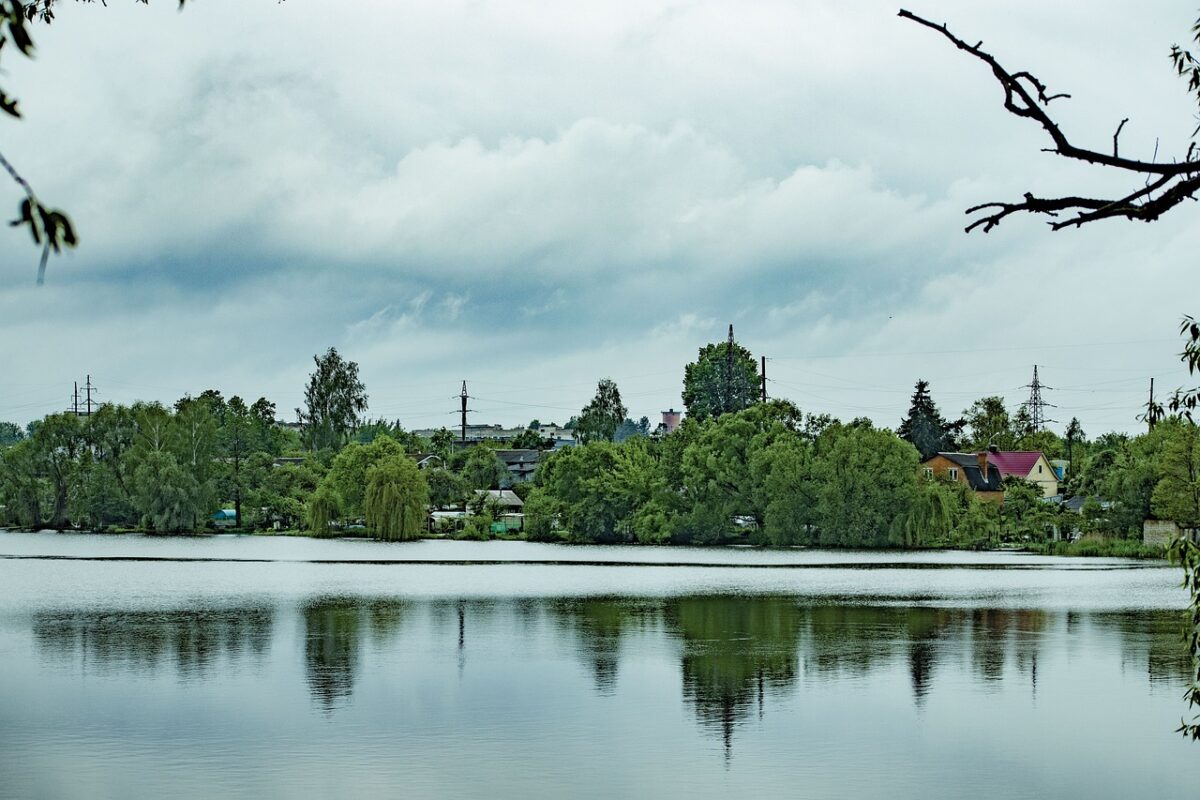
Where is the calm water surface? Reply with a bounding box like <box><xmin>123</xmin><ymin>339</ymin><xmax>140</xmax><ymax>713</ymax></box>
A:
<box><xmin>0</xmin><ymin>531</ymin><xmax>1193</xmax><ymax>799</ymax></box>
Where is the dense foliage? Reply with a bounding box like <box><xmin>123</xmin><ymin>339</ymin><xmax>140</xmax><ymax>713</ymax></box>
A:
<box><xmin>682</xmin><ymin>331</ymin><xmax>760</xmax><ymax>422</ymax></box>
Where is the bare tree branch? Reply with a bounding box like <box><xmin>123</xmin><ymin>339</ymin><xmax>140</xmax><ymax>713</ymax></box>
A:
<box><xmin>1113</xmin><ymin>117</ymin><xmax>1129</xmax><ymax>157</ymax></box>
<box><xmin>899</xmin><ymin>9</ymin><xmax>1200</xmax><ymax>232</ymax></box>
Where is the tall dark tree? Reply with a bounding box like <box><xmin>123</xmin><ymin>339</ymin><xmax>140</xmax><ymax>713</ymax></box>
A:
<box><xmin>577</xmin><ymin>378</ymin><xmax>628</xmax><ymax>444</ymax></box>
<box><xmin>222</xmin><ymin>396</ymin><xmax>252</xmax><ymax>528</ymax></box>
<box><xmin>297</xmin><ymin>348</ymin><xmax>368</xmax><ymax>452</ymax></box>
<box><xmin>897</xmin><ymin>380</ymin><xmax>961</xmax><ymax>460</ymax></box>
<box><xmin>1065</xmin><ymin>417</ymin><xmax>1085</xmax><ymax>468</ymax></box>
<box><xmin>682</xmin><ymin>327</ymin><xmax>760</xmax><ymax>422</ymax></box>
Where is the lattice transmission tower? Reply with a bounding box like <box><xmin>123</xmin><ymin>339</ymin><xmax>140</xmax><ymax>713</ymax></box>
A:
<box><xmin>1022</xmin><ymin>365</ymin><xmax>1055</xmax><ymax>432</ymax></box>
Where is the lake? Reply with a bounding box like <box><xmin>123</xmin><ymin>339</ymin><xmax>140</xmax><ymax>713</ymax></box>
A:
<box><xmin>0</xmin><ymin>531</ymin><xmax>1194</xmax><ymax>799</ymax></box>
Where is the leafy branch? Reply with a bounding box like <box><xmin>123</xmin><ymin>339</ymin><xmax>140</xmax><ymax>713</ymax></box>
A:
<box><xmin>1</xmin><ymin>1</ymin><xmax>192</xmax><ymax>283</ymax></box>
<box><xmin>1169</xmin><ymin>530</ymin><xmax>1200</xmax><ymax>741</ymax></box>
<box><xmin>899</xmin><ymin>9</ymin><xmax>1200</xmax><ymax>232</ymax></box>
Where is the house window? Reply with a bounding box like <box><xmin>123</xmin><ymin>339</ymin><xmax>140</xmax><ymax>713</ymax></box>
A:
<box><xmin>949</xmin><ymin>468</ymin><xmax>959</xmax><ymax>481</ymax></box>
<box><xmin>1037</xmin><ymin>465</ymin><xmax>1043</xmax><ymax>474</ymax></box>
<box><xmin>923</xmin><ymin>467</ymin><xmax>933</xmax><ymax>479</ymax></box>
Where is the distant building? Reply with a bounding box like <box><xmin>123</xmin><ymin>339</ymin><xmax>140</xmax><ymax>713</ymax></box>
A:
<box><xmin>494</xmin><ymin>449</ymin><xmax>541</xmax><ymax>483</ymax></box>
<box><xmin>536</xmin><ymin>424</ymin><xmax>576</xmax><ymax>448</ymax></box>
<box><xmin>412</xmin><ymin>424</ymin><xmax>527</xmax><ymax>444</ymax></box>
<box><xmin>921</xmin><ymin>452</ymin><xmax>1004</xmax><ymax>503</ymax></box>
<box><xmin>1050</xmin><ymin>459</ymin><xmax>1069</xmax><ymax>481</ymax></box>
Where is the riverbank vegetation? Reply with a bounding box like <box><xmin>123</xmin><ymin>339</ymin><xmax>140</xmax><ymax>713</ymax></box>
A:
<box><xmin>3</xmin><ymin>338</ymin><xmax>1200</xmax><ymax>552</ymax></box>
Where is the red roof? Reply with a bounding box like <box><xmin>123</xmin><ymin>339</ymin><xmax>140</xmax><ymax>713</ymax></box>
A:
<box><xmin>986</xmin><ymin>451</ymin><xmax>1044</xmax><ymax>478</ymax></box>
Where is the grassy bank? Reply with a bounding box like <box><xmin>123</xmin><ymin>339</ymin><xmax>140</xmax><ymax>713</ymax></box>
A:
<box><xmin>1026</xmin><ymin>539</ymin><xmax>1165</xmax><ymax>559</ymax></box>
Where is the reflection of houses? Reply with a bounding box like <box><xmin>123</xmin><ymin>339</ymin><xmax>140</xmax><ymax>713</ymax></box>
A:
<box><xmin>921</xmin><ymin>452</ymin><xmax>1004</xmax><ymax>503</ymax></box>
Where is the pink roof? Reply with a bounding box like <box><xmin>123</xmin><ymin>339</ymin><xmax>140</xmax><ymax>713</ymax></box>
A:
<box><xmin>986</xmin><ymin>451</ymin><xmax>1044</xmax><ymax>477</ymax></box>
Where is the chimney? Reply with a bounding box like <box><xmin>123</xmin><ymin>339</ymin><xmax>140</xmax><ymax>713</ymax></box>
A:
<box><xmin>977</xmin><ymin>451</ymin><xmax>989</xmax><ymax>479</ymax></box>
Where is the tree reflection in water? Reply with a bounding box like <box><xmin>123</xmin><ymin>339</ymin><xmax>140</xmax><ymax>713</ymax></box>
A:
<box><xmin>37</xmin><ymin>595</ymin><xmax>1188</xmax><ymax>750</ymax></box>
<box><xmin>32</xmin><ymin>605</ymin><xmax>273</xmax><ymax>679</ymax></box>
<box><xmin>668</xmin><ymin>596</ymin><xmax>803</xmax><ymax>757</ymax></box>
<box><xmin>303</xmin><ymin>598</ymin><xmax>408</xmax><ymax>712</ymax></box>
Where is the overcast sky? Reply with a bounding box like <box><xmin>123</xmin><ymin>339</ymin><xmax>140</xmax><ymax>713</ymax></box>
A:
<box><xmin>2</xmin><ymin>1</ymin><xmax>1197</xmax><ymax>435</ymax></box>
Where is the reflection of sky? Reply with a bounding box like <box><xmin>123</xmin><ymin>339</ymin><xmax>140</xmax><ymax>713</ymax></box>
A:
<box><xmin>0</xmin><ymin>542</ymin><xmax>1195</xmax><ymax>799</ymax></box>
<box><xmin>0</xmin><ymin>533</ymin><xmax>1188</xmax><ymax>610</ymax></box>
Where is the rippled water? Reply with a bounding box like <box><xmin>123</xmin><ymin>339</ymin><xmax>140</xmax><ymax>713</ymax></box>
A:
<box><xmin>0</xmin><ymin>531</ymin><xmax>1194</xmax><ymax>799</ymax></box>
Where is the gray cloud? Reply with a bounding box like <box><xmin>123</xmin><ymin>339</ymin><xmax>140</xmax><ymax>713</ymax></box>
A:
<box><xmin>1</xmin><ymin>0</ymin><xmax>1197</xmax><ymax>435</ymax></box>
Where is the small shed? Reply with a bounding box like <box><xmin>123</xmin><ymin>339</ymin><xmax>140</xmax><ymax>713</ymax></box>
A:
<box><xmin>1143</xmin><ymin>519</ymin><xmax>1200</xmax><ymax>547</ymax></box>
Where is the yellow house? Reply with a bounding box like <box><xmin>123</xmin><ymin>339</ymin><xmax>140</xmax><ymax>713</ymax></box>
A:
<box><xmin>986</xmin><ymin>450</ymin><xmax>1059</xmax><ymax>498</ymax></box>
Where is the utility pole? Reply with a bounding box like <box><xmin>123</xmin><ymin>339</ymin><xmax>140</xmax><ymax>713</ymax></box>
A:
<box><xmin>1022</xmin><ymin>365</ymin><xmax>1055</xmax><ymax>432</ymax></box>
<box><xmin>725</xmin><ymin>323</ymin><xmax>734</xmax><ymax>413</ymax></box>
<box><xmin>761</xmin><ymin>355</ymin><xmax>767</xmax><ymax>403</ymax></box>
<box><xmin>459</xmin><ymin>380</ymin><xmax>470</xmax><ymax>445</ymax></box>
<box><xmin>84</xmin><ymin>374</ymin><xmax>96</xmax><ymax>416</ymax></box>
<box><xmin>1149</xmin><ymin>377</ymin><xmax>1156</xmax><ymax>430</ymax></box>
<box><xmin>72</xmin><ymin>381</ymin><xmax>80</xmax><ymax>415</ymax></box>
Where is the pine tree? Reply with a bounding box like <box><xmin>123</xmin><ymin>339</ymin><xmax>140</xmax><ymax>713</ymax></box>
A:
<box><xmin>897</xmin><ymin>380</ymin><xmax>960</xmax><ymax>460</ymax></box>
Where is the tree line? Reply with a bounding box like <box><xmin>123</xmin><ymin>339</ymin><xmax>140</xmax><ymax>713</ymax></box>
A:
<box><xmin>3</xmin><ymin>337</ymin><xmax>1200</xmax><ymax>549</ymax></box>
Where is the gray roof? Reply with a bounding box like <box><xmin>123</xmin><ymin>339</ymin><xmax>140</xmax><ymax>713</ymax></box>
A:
<box><xmin>936</xmin><ymin>453</ymin><xmax>1003</xmax><ymax>492</ymax></box>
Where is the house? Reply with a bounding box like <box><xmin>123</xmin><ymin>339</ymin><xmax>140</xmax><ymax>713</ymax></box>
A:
<box><xmin>1062</xmin><ymin>495</ymin><xmax>1112</xmax><ymax>514</ymax></box>
<box><xmin>985</xmin><ymin>450</ymin><xmax>1059</xmax><ymax>497</ymax></box>
<box><xmin>410</xmin><ymin>453</ymin><xmax>445</xmax><ymax>470</ymax></box>
<box><xmin>494</xmin><ymin>449</ymin><xmax>540</xmax><ymax>483</ymax></box>
<box><xmin>474</xmin><ymin>489</ymin><xmax>524</xmax><ymax>510</ymax></box>
<box><xmin>921</xmin><ymin>452</ymin><xmax>1004</xmax><ymax>503</ymax></box>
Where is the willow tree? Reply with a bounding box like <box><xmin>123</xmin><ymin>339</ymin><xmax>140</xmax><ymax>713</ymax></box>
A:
<box><xmin>364</xmin><ymin>456</ymin><xmax>429</xmax><ymax>542</ymax></box>
<box><xmin>307</xmin><ymin>484</ymin><xmax>339</xmax><ymax>537</ymax></box>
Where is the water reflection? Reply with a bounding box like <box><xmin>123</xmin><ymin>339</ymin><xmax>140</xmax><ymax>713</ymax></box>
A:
<box><xmin>669</xmin><ymin>597</ymin><xmax>802</xmax><ymax>754</ymax></box>
<box><xmin>548</xmin><ymin>599</ymin><xmax>1192</xmax><ymax>753</ymax></box>
<box><xmin>29</xmin><ymin>596</ymin><xmax>1193</xmax><ymax>750</ymax></box>
<box><xmin>552</xmin><ymin>598</ymin><xmax>655</xmax><ymax>695</ymax></box>
<box><xmin>33</xmin><ymin>605</ymin><xmax>273</xmax><ymax>678</ymax></box>
<box><xmin>303</xmin><ymin>598</ymin><xmax>408</xmax><ymax>711</ymax></box>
